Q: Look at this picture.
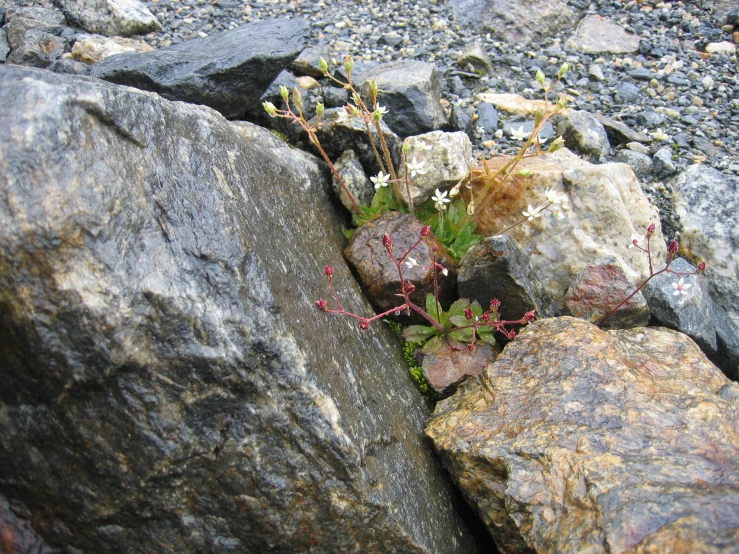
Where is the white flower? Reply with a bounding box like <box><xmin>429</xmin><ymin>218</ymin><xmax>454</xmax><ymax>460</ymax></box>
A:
<box><xmin>522</xmin><ymin>204</ymin><xmax>542</xmax><ymax>220</ymax></box>
<box><xmin>375</xmin><ymin>104</ymin><xmax>389</xmax><ymax>116</ymax></box>
<box><xmin>370</xmin><ymin>171</ymin><xmax>390</xmax><ymax>189</ymax></box>
<box><xmin>440</xmin><ymin>266</ymin><xmax>449</xmax><ymax>277</ymax></box>
<box><xmin>414</xmin><ymin>139</ymin><xmax>431</xmax><ymax>151</ymax></box>
<box><xmin>544</xmin><ymin>188</ymin><xmax>565</xmax><ymax>205</ymax></box>
<box><xmin>510</xmin><ymin>125</ymin><xmax>529</xmax><ymax>142</ymax></box>
<box><xmin>431</xmin><ymin>188</ymin><xmax>450</xmax><ymax>211</ymax></box>
<box><xmin>628</xmin><ymin>234</ymin><xmax>642</xmax><ymax>248</ymax></box>
<box><xmin>535</xmin><ymin>134</ymin><xmax>548</xmax><ymax>144</ymax></box>
<box><xmin>405</xmin><ymin>257</ymin><xmax>419</xmax><ymax>269</ymax></box>
<box><xmin>407</xmin><ymin>156</ymin><xmax>427</xmax><ymax>178</ymax></box>
<box><xmin>673</xmin><ymin>277</ymin><xmax>691</xmax><ymax>296</ymax></box>
<box><xmin>337</xmin><ymin>109</ymin><xmax>351</xmax><ymax>123</ymax></box>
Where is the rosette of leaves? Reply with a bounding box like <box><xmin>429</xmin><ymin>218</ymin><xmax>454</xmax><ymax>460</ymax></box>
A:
<box><xmin>416</xmin><ymin>197</ymin><xmax>482</xmax><ymax>261</ymax></box>
<box><xmin>402</xmin><ymin>295</ymin><xmax>496</xmax><ymax>353</ymax></box>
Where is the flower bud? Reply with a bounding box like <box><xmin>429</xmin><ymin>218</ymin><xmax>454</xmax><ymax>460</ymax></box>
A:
<box><xmin>280</xmin><ymin>85</ymin><xmax>289</xmax><ymax>101</ymax></box>
<box><xmin>368</xmin><ymin>78</ymin><xmax>379</xmax><ymax>98</ymax></box>
<box><xmin>262</xmin><ymin>101</ymin><xmax>277</xmax><ymax>117</ymax></box>
<box><xmin>402</xmin><ymin>141</ymin><xmax>411</xmax><ymax>154</ymax></box>
<box><xmin>481</xmin><ymin>313</ymin><xmax>491</xmax><ymax>323</ymax></box>
<box><xmin>467</xmin><ymin>343</ymin><xmax>475</xmax><ymax>351</ymax></box>
<box><xmin>647</xmin><ymin>222</ymin><xmax>656</xmax><ymax>235</ymax></box>
<box><xmin>558</xmin><ymin>62</ymin><xmax>570</xmax><ymax>78</ymax></box>
<box><xmin>668</xmin><ymin>238</ymin><xmax>679</xmax><ymax>255</ymax></box>
<box><xmin>382</xmin><ymin>233</ymin><xmax>393</xmax><ymax>248</ymax></box>
<box><xmin>292</xmin><ymin>87</ymin><xmax>302</xmax><ymax>109</ymax></box>
<box><xmin>318</xmin><ymin>57</ymin><xmax>329</xmax><ymax>75</ymax></box>
<box><xmin>432</xmin><ymin>245</ymin><xmax>439</xmax><ymax>252</ymax></box>
<box><xmin>464</xmin><ymin>308</ymin><xmax>474</xmax><ymax>320</ymax></box>
<box><xmin>325</xmin><ymin>265</ymin><xmax>334</xmax><ymax>277</ymax></box>
<box><xmin>535</xmin><ymin>69</ymin><xmax>546</xmax><ymax>84</ymax></box>
<box><xmin>372</xmin><ymin>108</ymin><xmax>383</xmax><ymax>122</ymax></box>
<box><xmin>697</xmin><ymin>261</ymin><xmax>706</xmax><ymax>272</ymax></box>
<box><xmin>404</xmin><ymin>281</ymin><xmax>416</xmax><ymax>294</ymax></box>
<box><xmin>315</xmin><ymin>299</ymin><xmax>328</xmax><ymax>311</ymax></box>
<box><xmin>508</xmin><ymin>330</ymin><xmax>516</xmax><ymax>339</ymax></box>
<box><xmin>547</xmin><ymin>136</ymin><xmax>565</xmax><ymax>153</ymax></box>
<box><xmin>420</xmin><ymin>225</ymin><xmax>432</xmax><ymax>237</ymax></box>
<box><xmin>523</xmin><ymin>310</ymin><xmax>536</xmax><ymax>322</ymax></box>
<box><xmin>519</xmin><ymin>168</ymin><xmax>533</xmax><ymax>177</ymax></box>
<box><xmin>344</xmin><ymin>55</ymin><xmax>354</xmax><ymax>75</ymax></box>
<box><xmin>490</xmin><ymin>298</ymin><xmax>501</xmax><ymax>309</ymax></box>
<box><xmin>359</xmin><ymin>319</ymin><xmax>370</xmax><ymax>331</ymax></box>
<box><xmin>315</xmin><ymin>103</ymin><xmax>325</xmax><ymax>117</ymax></box>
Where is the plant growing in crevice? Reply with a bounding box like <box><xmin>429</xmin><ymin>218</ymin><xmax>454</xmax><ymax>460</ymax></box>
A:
<box><xmin>597</xmin><ymin>223</ymin><xmax>706</xmax><ymax>326</ymax></box>
<box><xmin>316</xmin><ymin>226</ymin><xmax>535</xmax><ymax>350</ymax></box>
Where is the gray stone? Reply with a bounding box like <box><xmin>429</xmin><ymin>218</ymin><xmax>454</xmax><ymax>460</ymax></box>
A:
<box><xmin>626</xmin><ymin>141</ymin><xmax>651</xmax><ymax>155</ymax></box>
<box><xmin>448</xmin><ymin>0</ymin><xmax>576</xmax><ymax>46</ymax></box>
<box><xmin>671</xmin><ymin>165</ymin><xmax>739</xmax><ymax>328</ymax></box>
<box><xmin>48</xmin><ymin>57</ymin><xmax>92</xmax><ymax>75</ymax></box>
<box><xmin>320</xmin><ymin>85</ymin><xmax>348</xmax><ymax>108</ymax></box>
<box><xmin>557</xmin><ymin>110</ymin><xmax>610</xmax><ymax>158</ymax></box>
<box><xmin>3</xmin><ymin>6</ymin><xmax>67</xmax><ymax>50</ymax></box>
<box><xmin>588</xmin><ymin>63</ymin><xmax>605</xmax><ymax>81</ymax></box>
<box><xmin>256</xmin><ymin>69</ymin><xmax>312</xmax><ymax>141</ymax></box>
<box><xmin>398</xmin><ymin>130</ymin><xmax>473</xmax><ymax>207</ymax></box>
<box><xmin>566</xmin><ymin>15</ymin><xmax>642</xmax><ymax>54</ymax></box>
<box><xmin>427</xmin><ymin>317</ymin><xmax>739</xmax><ymax>554</ymax></box>
<box><xmin>458</xmin><ymin>235</ymin><xmax>557</xmax><ymax>322</ymax></box>
<box><xmin>0</xmin><ymin>28</ymin><xmax>8</xmax><ymax>61</ymax></box>
<box><xmin>614</xmin><ymin>149</ymin><xmax>653</xmax><ymax>177</ymax></box>
<box><xmin>615</xmin><ymin>81</ymin><xmax>641</xmax><ymax>103</ymax></box>
<box><xmin>710</xmin><ymin>301</ymin><xmax>739</xmax><ymax>381</ymax></box>
<box><xmin>358</xmin><ymin>60</ymin><xmax>448</xmax><ymax>137</ymax></box>
<box><xmin>592</xmin><ymin>113</ymin><xmax>653</xmax><ymax>146</ymax></box>
<box><xmin>5</xmin><ymin>29</ymin><xmax>66</xmax><ymax>68</ymax></box>
<box><xmin>53</xmin><ymin>0</ymin><xmax>160</xmax><ymax>37</ymax></box>
<box><xmin>457</xmin><ymin>42</ymin><xmax>492</xmax><ymax>74</ymax></box>
<box><xmin>652</xmin><ymin>146</ymin><xmax>677</xmax><ymax>176</ymax></box>
<box><xmin>289</xmin><ymin>42</ymin><xmax>330</xmax><ymax>79</ymax></box>
<box><xmin>0</xmin><ymin>64</ymin><xmax>481</xmax><ymax>554</ymax></box>
<box><xmin>71</xmin><ymin>34</ymin><xmax>154</xmax><ymax>64</ymax></box>
<box><xmin>635</xmin><ymin>109</ymin><xmax>666</xmax><ymax>128</ymax></box>
<box><xmin>332</xmin><ymin>150</ymin><xmax>374</xmax><ymax>213</ymax></box>
<box><xmin>475</xmin><ymin>102</ymin><xmax>498</xmax><ymax>133</ymax></box>
<box><xmin>92</xmin><ymin>18</ymin><xmax>309</xmax><ymax>119</ymax></box>
<box><xmin>627</xmin><ymin>67</ymin><xmax>653</xmax><ymax>81</ymax></box>
<box><xmin>644</xmin><ymin>257</ymin><xmax>717</xmax><ymax>352</ymax></box>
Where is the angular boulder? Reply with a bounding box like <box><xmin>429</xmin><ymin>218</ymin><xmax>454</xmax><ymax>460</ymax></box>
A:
<box><xmin>466</xmin><ymin>149</ymin><xmax>666</xmax><ymax>310</ymax></box>
<box><xmin>91</xmin><ymin>18</ymin><xmax>309</xmax><ymax>119</ymax></box>
<box><xmin>358</xmin><ymin>60</ymin><xmax>447</xmax><ymax>137</ymax></box>
<box><xmin>427</xmin><ymin>317</ymin><xmax>739</xmax><ymax>554</ymax></box>
<box><xmin>53</xmin><ymin>0</ymin><xmax>160</xmax><ymax>37</ymax></box>
<box><xmin>671</xmin><ymin>164</ymin><xmax>739</xmax><ymax>328</ymax></box>
<box><xmin>0</xmin><ymin>65</ymin><xmax>481</xmax><ymax>554</ymax></box>
<box><xmin>565</xmin><ymin>15</ymin><xmax>642</xmax><ymax>54</ymax></box>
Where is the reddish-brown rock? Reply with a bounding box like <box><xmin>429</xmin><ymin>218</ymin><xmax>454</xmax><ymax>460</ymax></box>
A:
<box><xmin>564</xmin><ymin>259</ymin><xmax>649</xmax><ymax>328</ymax></box>
<box><xmin>427</xmin><ymin>317</ymin><xmax>739</xmax><ymax>554</ymax></box>
<box><xmin>422</xmin><ymin>342</ymin><xmax>500</xmax><ymax>399</ymax></box>
<box><xmin>344</xmin><ymin>212</ymin><xmax>457</xmax><ymax>321</ymax></box>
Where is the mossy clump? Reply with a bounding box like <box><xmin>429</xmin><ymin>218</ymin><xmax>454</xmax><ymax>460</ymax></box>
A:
<box><xmin>385</xmin><ymin>320</ymin><xmax>436</xmax><ymax>405</ymax></box>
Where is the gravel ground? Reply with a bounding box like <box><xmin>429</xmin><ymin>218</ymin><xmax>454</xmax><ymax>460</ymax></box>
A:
<box><xmin>140</xmin><ymin>0</ymin><xmax>739</xmax><ymax>183</ymax></box>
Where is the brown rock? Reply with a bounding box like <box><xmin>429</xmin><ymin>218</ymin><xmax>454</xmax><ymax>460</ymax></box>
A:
<box><xmin>344</xmin><ymin>212</ymin><xmax>457</xmax><ymax>322</ymax></box>
<box><xmin>475</xmin><ymin>92</ymin><xmax>573</xmax><ymax>116</ymax></box>
<box><xmin>71</xmin><ymin>35</ymin><xmax>154</xmax><ymax>64</ymax></box>
<box><xmin>566</xmin><ymin>15</ymin><xmax>642</xmax><ymax>54</ymax></box>
<box><xmin>427</xmin><ymin>317</ymin><xmax>739</xmax><ymax>554</ymax></box>
<box><xmin>422</xmin><ymin>342</ymin><xmax>500</xmax><ymax>398</ymax></box>
<box><xmin>564</xmin><ymin>259</ymin><xmax>649</xmax><ymax>328</ymax></box>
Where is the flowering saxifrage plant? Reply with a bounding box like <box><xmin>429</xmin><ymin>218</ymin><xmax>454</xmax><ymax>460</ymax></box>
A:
<box><xmin>316</xmin><ymin>226</ymin><xmax>535</xmax><ymax>352</ymax></box>
<box><xmin>597</xmin><ymin>222</ymin><xmax>706</xmax><ymax>326</ymax></box>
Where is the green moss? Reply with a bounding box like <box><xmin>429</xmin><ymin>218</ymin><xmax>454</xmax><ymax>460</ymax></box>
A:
<box><xmin>269</xmin><ymin>129</ymin><xmax>290</xmax><ymax>144</ymax></box>
<box><xmin>385</xmin><ymin>321</ymin><xmax>436</xmax><ymax>406</ymax></box>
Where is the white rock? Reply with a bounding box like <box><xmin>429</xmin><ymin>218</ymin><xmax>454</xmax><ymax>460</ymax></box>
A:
<box><xmin>399</xmin><ymin>131</ymin><xmax>472</xmax><ymax>208</ymax></box>
<box><xmin>705</xmin><ymin>42</ymin><xmax>737</xmax><ymax>56</ymax></box>
<box><xmin>56</xmin><ymin>0</ymin><xmax>160</xmax><ymax>37</ymax></box>
<box><xmin>71</xmin><ymin>35</ymin><xmax>154</xmax><ymax>64</ymax></box>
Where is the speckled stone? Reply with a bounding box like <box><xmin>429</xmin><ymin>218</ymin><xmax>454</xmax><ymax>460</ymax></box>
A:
<box><xmin>427</xmin><ymin>317</ymin><xmax>739</xmax><ymax>554</ymax></box>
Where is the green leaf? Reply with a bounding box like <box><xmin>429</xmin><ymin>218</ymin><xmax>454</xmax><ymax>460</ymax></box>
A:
<box><xmin>425</xmin><ymin>293</ymin><xmax>441</xmax><ymax>323</ymax></box>
<box><xmin>449</xmin><ymin>328</ymin><xmax>473</xmax><ymax>342</ymax></box>
<box><xmin>470</xmin><ymin>300</ymin><xmax>483</xmax><ymax>319</ymax></box>
<box><xmin>343</xmin><ymin>228</ymin><xmax>355</xmax><ymax>239</ymax></box>
<box><xmin>449</xmin><ymin>315</ymin><xmax>471</xmax><ymax>328</ymax></box>
<box><xmin>447</xmin><ymin>298</ymin><xmax>471</xmax><ymax>318</ymax></box>
<box><xmin>403</xmin><ymin>325</ymin><xmax>438</xmax><ymax>343</ymax></box>
<box><xmin>478</xmin><ymin>332</ymin><xmax>497</xmax><ymax>346</ymax></box>
<box><xmin>422</xmin><ymin>335</ymin><xmax>444</xmax><ymax>354</ymax></box>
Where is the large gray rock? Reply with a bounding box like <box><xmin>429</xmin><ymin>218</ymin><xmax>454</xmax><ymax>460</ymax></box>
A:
<box><xmin>2</xmin><ymin>6</ymin><xmax>67</xmax><ymax>50</ymax></box>
<box><xmin>6</xmin><ymin>29</ymin><xmax>66</xmax><ymax>67</ymax></box>
<box><xmin>91</xmin><ymin>18</ymin><xmax>309</xmax><ymax>119</ymax></box>
<box><xmin>0</xmin><ymin>29</ymin><xmax>8</xmax><ymax>61</ymax></box>
<box><xmin>448</xmin><ymin>0</ymin><xmax>576</xmax><ymax>46</ymax></box>
<box><xmin>644</xmin><ymin>257</ymin><xmax>717</xmax><ymax>352</ymax></box>
<box><xmin>358</xmin><ymin>60</ymin><xmax>448</xmax><ymax>137</ymax></box>
<box><xmin>671</xmin><ymin>164</ymin><xmax>739</xmax><ymax>328</ymax></box>
<box><xmin>557</xmin><ymin>110</ymin><xmax>610</xmax><ymax>158</ymax></box>
<box><xmin>565</xmin><ymin>15</ymin><xmax>642</xmax><ymax>54</ymax></box>
<box><xmin>427</xmin><ymin>317</ymin><xmax>739</xmax><ymax>554</ymax></box>
<box><xmin>0</xmin><ymin>65</ymin><xmax>481</xmax><ymax>554</ymax></box>
<box><xmin>53</xmin><ymin>0</ymin><xmax>160</xmax><ymax>37</ymax></box>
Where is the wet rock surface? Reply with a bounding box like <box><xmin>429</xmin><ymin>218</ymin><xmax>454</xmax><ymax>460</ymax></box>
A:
<box><xmin>427</xmin><ymin>317</ymin><xmax>739</xmax><ymax>554</ymax></box>
<box><xmin>422</xmin><ymin>342</ymin><xmax>499</xmax><ymax>399</ymax></box>
<box><xmin>91</xmin><ymin>18</ymin><xmax>310</xmax><ymax>119</ymax></box>
<box><xmin>0</xmin><ymin>65</ymin><xmax>481</xmax><ymax>554</ymax></box>
<box><xmin>344</xmin><ymin>212</ymin><xmax>458</xmax><ymax>322</ymax></box>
